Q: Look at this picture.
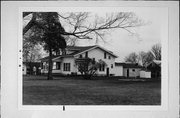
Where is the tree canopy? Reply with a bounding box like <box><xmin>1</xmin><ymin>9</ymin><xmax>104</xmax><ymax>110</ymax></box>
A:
<box><xmin>124</xmin><ymin>43</ymin><xmax>161</xmax><ymax>67</ymax></box>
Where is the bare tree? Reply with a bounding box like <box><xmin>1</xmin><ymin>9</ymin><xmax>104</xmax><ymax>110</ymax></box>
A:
<box><xmin>124</xmin><ymin>52</ymin><xmax>139</xmax><ymax>64</ymax></box>
<box><xmin>138</xmin><ymin>51</ymin><xmax>154</xmax><ymax>67</ymax></box>
<box><xmin>151</xmin><ymin>43</ymin><xmax>161</xmax><ymax>60</ymax></box>
<box><xmin>23</xmin><ymin>12</ymin><xmax>145</xmax><ymax>40</ymax></box>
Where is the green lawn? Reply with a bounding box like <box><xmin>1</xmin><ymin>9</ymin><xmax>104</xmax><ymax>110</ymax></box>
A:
<box><xmin>23</xmin><ymin>76</ymin><xmax>161</xmax><ymax>105</ymax></box>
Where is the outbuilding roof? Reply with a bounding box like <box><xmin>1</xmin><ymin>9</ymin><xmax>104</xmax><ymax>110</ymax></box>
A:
<box><xmin>147</xmin><ymin>60</ymin><xmax>161</xmax><ymax>68</ymax></box>
<box><xmin>115</xmin><ymin>62</ymin><xmax>143</xmax><ymax>68</ymax></box>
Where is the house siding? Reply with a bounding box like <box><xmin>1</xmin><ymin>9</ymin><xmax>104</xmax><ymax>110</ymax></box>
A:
<box><xmin>123</xmin><ymin>68</ymin><xmax>141</xmax><ymax>78</ymax></box>
<box><xmin>114</xmin><ymin>66</ymin><xmax>123</xmax><ymax>76</ymax></box>
<box><xmin>61</xmin><ymin>57</ymin><xmax>76</xmax><ymax>75</ymax></box>
<box><xmin>140</xmin><ymin>70</ymin><xmax>151</xmax><ymax>78</ymax></box>
<box><xmin>74</xmin><ymin>47</ymin><xmax>116</xmax><ymax>76</ymax></box>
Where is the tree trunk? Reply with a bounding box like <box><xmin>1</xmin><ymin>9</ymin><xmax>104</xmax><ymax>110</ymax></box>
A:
<box><xmin>47</xmin><ymin>48</ymin><xmax>53</xmax><ymax>80</ymax></box>
<box><xmin>23</xmin><ymin>13</ymin><xmax>36</xmax><ymax>35</ymax></box>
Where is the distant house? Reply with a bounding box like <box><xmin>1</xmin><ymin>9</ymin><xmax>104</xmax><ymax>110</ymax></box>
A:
<box><xmin>115</xmin><ymin>63</ymin><xmax>143</xmax><ymax>78</ymax></box>
<box><xmin>40</xmin><ymin>45</ymin><xmax>118</xmax><ymax>76</ymax></box>
<box><xmin>23</xmin><ymin>62</ymin><xmax>42</xmax><ymax>75</ymax></box>
<box><xmin>147</xmin><ymin>60</ymin><xmax>161</xmax><ymax>78</ymax></box>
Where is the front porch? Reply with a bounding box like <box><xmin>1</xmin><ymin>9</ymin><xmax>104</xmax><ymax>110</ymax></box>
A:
<box><xmin>41</xmin><ymin>57</ymin><xmax>62</xmax><ymax>74</ymax></box>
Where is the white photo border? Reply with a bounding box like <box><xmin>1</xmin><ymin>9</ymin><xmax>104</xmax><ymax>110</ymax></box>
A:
<box><xmin>1</xmin><ymin>1</ymin><xmax>179</xmax><ymax>118</ymax></box>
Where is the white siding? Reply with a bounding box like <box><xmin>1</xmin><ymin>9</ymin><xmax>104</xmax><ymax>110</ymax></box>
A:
<box><xmin>74</xmin><ymin>47</ymin><xmax>116</xmax><ymax>76</ymax></box>
<box><xmin>61</xmin><ymin>57</ymin><xmax>76</xmax><ymax>75</ymax></box>
<box><xmin>114</xmin><ymin>66</ymin><xmax>123</xmax><ymax>76</ymax></box>
<box><xmin>123</xmin><ymin>68</ymin><xmax>141</xmax><ymax>77</ymax></box>
<box><xmin>140</xmin><ymin>71</ymin><xmax>151</xmax><ymax>78</ymax></box>
<box><xmin>42</xmin><ymin>70</ymin><xmax>62</xmax><ymax>74</ymax></box>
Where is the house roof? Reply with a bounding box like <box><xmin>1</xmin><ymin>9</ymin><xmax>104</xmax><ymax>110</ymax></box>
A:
<box><xmin>66</xmin><ymin>45</ymin><xmax>96</xmax><ymax>56</ymax></box>
<box><xmin>115</xmin><ymin>62</ymin><xmax>143</xmax><ymax>68</ymax></box>
<box><xmin>153</xmin><ymin>60</ymin><xmax>161</xmax><ymax>66</ymax></box>
<box><xmin>67</xmin><ymin>45</ymin><xmax>118</xmax><ymax>58</ymax></box>
<box><xmin>40</xmin><ymin>55</ymin><xmax>60</xmax><ymax>62</ymax></box>
<box><xmin>40</xmin><ymin>45</ymin><xmax>118</xmax><ymax>62</ymax></box>
<box><xmin>147</xmin><ymin>60</ymin><xmax>161</xmax><ymax>68</ymax></box>
<box><xmin>40</xmin><ymin>54</ymin><xmax>74</xmax><ymax>62</ymax></box>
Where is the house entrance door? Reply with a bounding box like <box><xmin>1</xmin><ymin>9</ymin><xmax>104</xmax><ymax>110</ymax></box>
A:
<box><xmin>127</xmin><ymin>69</ymin><xmax>129</xmax><ymax>77</ymax></box>
<box><xmin>106</xmin><ymin>68</ymin><xmax>109</xmax><ymax>76</ymax></box>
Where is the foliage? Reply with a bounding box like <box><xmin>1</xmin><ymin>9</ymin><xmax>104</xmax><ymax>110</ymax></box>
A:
<box><xmin>151</xmin><ymin>43</ymin><xmax>161</xmax><ymax>60</ymax></box>
<box><xmin>138</xmin><ymin>51</ymin><xmax>154</xmax><ymax>67</ymax></box>
<box><xmin>23</xmin><ymin>43</ymin><xmax>44</xmax><ymax>62</ymax></box>
<box><xmin>75</xmin><ymin>58</ymin><xmax>106</xmax><ymax>79</ymax></box>
<box><xmin>23</xmin><ymin>27</ymin><xmax>45</xmax><ymax>62</ymax></box>
<box><xmin>124</xmin><ymin>52</ymin><xmax>139</xmax><ymax>64</ymax></box>
<box><xmin>124</xmin><ymin>43</ymin><xmax>161</xmax><ymax>67</ymax></box>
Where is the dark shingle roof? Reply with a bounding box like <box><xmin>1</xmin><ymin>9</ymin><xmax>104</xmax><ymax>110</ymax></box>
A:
<box><xmin>147</xmin><ymin>60</ymin><xmax>161</xmax><ymax>68</ymax></box>
<box><xmin>66</xmin><ymin>45</ymin><xmax>96</xmax><ymax>55</ymax></box>
<box><xmin>115</xmin><ymin>62</ymin><xmax>143</xmax><ymax>68</ymax></box>
<box><xmin>40</xmin><ymin>46</ymin><xmax>95</xmax><ymax>62</ymax></box>
<box><xmin>40</xmin><ymin>45</ymin><xmax>117</xmax><ymax>62</ymax></box>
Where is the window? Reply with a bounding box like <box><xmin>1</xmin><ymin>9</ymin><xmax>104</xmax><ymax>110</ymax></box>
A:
<box><xmin>85</xmin><ymin>52</ymin><xmax>88</xmax><ymax>58</ymax></box>
<box><xmin>132</xmin><ymin>69</ymin><xmax>135</xmax><ymax>72</ymax></box>
<box><xmin>109</xmin><ymin>56</ymin><xmax>111</xmax><ymax>59</ymax></box>
<box><xmin>99</xmin><ymin>64</ymin><xmax>105</xmax><ymax>71</ymax></box>
<box><xmin>111</xmin><ymin>64</ymin><xmax>113</xmax><ymax>68</ymax></box>
<box><xmin>63</xmin><ymin>63</ymin><xmax>70</xmax><ymax>71</ymax></box>
<box><xmin>104</xmin><ymin>52</ymin><xmax>106</xmax><ymax>59</ymax></box>
<box><xmin>56</xmin><ymin>62</ymin><xmax>61</xmax><ymax>70</ymax></box>
<box><xmin>53</xmin><ymin>62</ymin><xmax>56</xmax><ymax>69</ymax></box>
<box><xmin>79</xmin><ymin>54</ymin><xmax>82</xmax><ymax>58</ymax></box>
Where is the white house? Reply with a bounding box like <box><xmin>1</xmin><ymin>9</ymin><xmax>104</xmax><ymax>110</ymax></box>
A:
<box><xmin>41</xmin><ymin>45</ymin><xmax>118</xmax><ymax>76</ymax></box>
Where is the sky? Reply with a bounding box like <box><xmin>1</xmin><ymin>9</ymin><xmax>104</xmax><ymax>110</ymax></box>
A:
<box><xmin>75</xmin><ymin>8</ymin><xmax>167</xmax><ymax>62</ymax></box>
<box><xmin>23</xmin><ymin>8</ymin><xmax>167</xmax><ymax>62</ymax></box>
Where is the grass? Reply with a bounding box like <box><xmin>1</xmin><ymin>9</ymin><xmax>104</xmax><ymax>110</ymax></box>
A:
<box><xmin>23</xmin><ymin>75</ymin><xmax>161</xmax><ymax>105</ymax></box>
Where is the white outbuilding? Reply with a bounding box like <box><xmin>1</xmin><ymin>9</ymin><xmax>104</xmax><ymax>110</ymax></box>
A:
<box><xmin>140</xmin><ymin>70</ymin><xmax>151</xmax><ymax>78</ymax></box>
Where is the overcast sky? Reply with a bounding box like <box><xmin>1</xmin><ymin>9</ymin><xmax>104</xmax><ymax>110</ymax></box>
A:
<box><xmin>76</xmin><ymin>8</ymin><xmax>167</xmax><ymax>62</ymax></box>
<box><xmin>23</xmin><ymin>8</ymin><xmax>167</xmax><ymax>62</ymax></box>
